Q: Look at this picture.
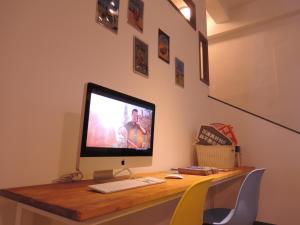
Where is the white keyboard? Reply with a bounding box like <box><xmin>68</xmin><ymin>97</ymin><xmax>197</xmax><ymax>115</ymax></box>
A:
<box><xmin>88</xmin><ymin>177</ymin><xmax>165</xmax><ymax>193</ymax></box>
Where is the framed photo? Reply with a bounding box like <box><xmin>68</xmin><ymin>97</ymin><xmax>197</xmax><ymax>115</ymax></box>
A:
<box><xmin>158</xmin><ymin>29</ymin><xmax>170</xmax><ymax>63</ymax></box>
<box><xmin>96</xmin><ymin>0</ymin><xmax>120</xmax><ymax>33</ymax></box>
<box><xmin>199</xmin><ymin>31</ymin><xmax>209</xmax><ymax>85</ymax></box>
<box><xmin>133</xmin><ymin>36</ymin><xmax>148</xmax><ymax>76</ymax></box>
<box><xmin>175</xmin><ymin>57</ymin><xmax>184</xmax><ymax>87</ymax></box>
<box><xmin>128</xmin><ymin>0</ymin><xmax>144</xmax><ymax>32</ymax></box>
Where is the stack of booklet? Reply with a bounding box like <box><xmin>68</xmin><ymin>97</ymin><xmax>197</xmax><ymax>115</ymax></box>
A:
<box><xmin>178</xmin><ymin>166</ymin><xmax>219</xmax><ymax>176</ymax></box>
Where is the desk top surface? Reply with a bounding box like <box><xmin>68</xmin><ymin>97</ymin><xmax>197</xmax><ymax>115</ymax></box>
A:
<box><xmin>0</xmin><ymin>167</ymin><xmax>253</xmax><ymax>222</ymax></box>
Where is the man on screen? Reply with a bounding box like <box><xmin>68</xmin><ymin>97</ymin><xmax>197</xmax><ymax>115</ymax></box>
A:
<box><xmin>123</xmin><ymin>109</ymin><xmax>147</xmax><ymax>149</ymax></box>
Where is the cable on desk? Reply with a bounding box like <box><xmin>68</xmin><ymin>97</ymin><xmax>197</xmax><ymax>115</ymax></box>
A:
<box><xmin>53</xmin><ymin>171</ymin><xmax>83</xmax><ymax>183</ymax></box>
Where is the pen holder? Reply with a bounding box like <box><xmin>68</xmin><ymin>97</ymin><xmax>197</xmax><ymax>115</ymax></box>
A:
<box><xmin>235</xmin><ymin>145</ymin><xmax>241</xmax><ymax>167</ymax></box>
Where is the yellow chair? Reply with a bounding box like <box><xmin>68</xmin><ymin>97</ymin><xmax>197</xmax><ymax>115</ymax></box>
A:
<box><xmin>169</xmin><ymin>178</ymin><xmax>212</xmax><ymax>225</ymax></box>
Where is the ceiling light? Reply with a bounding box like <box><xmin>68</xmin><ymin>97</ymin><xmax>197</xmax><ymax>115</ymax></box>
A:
<box><xmin>180</xmin><ymin>6</ymin><xmax>191</xmax><ymax>21</ymax></box>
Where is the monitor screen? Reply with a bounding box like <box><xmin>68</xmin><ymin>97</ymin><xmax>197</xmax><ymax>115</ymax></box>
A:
<box><xmin>80</xmin><ymin>83</ymin><xmax>155</xmax><ymax>158</ymax></box>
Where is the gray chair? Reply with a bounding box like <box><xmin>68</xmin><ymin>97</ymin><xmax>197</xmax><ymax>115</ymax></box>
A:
<box><xmin>204</xmin><ymin>168</ymin><xmax>266</xmax><ymax>225</ymax></box>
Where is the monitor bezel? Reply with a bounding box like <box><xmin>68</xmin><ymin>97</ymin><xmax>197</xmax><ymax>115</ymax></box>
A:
<box><xmin>80</xmin><ymin>83</ymin><xmax>155</xmax><ymax>157</ymax></box>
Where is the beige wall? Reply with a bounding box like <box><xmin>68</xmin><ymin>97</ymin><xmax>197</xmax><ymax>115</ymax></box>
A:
<box><xmin>0</xmin><ymin>0</ymin><xmax>208</xmax><ymax>224</ymax></box>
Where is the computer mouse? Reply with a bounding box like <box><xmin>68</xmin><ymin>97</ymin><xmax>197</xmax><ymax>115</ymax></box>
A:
<box><xmin>164</xmin><ymin>174</ymin><xmax>184</xmax><ymax>179</ymax></box>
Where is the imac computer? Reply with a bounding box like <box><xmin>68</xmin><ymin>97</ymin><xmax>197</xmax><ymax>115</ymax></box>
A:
<box><xmin>77</xmin><ymin>83</ymin><xmax>155</xmax><ymax>179</ymax></box>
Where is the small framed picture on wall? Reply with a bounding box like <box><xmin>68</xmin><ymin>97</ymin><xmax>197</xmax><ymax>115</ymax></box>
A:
<box><xmin>199</xmin><ymin>31</ymin><xmax>209</xmax><ymax>85</ymax></box>
<box><xmin>158</xmin><ymin>29</ymin><xmax>170</xmax><ymax>63</ymax></box>
<box><xmin>175</xmin><ymin>57</ymin><xmax>184</xmax><ymax>87</ymax></box>
<box><xmin>96</xmin><ymin>0</ymin><xmax>120</xmax><ymax>33</ymax></box>
<box><xmin>133</xmin><ymin>36</ymin><xmax>149</xmax><ymax>76</ymax></box>
<box><xmin>128</xmin><ymin>0</ymin><xmax>144</xmax><ymax>32</ymax></box>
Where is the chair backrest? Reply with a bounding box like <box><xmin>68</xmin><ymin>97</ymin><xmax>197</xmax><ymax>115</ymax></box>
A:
<box><xmin>169</xmin><ymin>178</ymin><xmax>212</xmax><ymax>225</ymax></box>
<box><xmin>227</xmin><ymin>168</ymin><xmax>266</xmax><ymax>225</ymax></box>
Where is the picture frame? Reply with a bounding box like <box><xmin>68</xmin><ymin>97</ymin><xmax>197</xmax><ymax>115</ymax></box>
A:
<box><xmin>96</xmin><ymin>0</ymin><xmax>120</xmax><ymax>33</ymax></box>
<box><xmin>158</xmin><ymin>29</ymin><xmax>170</xmax><ymax>63</ymax></box>
<box><xmin>199</xmin><ymin>31</ymin><xmax>209</xmax><ymax>85</ymax></box>
<box><xmin>133</xmin><ymin>36</ymin><xmax>149</xmax><ymax>76</ymax></box>
<box><xmin>128</xmin><ymin>0</ymin><xmax>144</xmax><ymax>32</ymax></box>
<box><xmin>175</xmin><ymin>57</ymin><xmax>184</xmax><ymax>87</ymax></box>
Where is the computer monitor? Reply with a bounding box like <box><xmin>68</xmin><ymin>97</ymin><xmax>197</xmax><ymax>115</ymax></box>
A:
<box><xmin>77</xmin><ymin>83</ymin><xmax>155</xmax><ymax>179</ymax></box>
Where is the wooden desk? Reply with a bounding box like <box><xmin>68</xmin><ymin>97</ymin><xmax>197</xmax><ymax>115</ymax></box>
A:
<box><xmin>0</xmin><ymin>167</ymin><xmax>253</xmax><ymax>225</ymax></box>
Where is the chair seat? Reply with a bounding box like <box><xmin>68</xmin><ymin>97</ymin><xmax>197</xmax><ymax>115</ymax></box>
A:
<box><xmin>204</xmin><ymin>208</ymin><xmax>232</xmax><ymax>224</ymax></box>
<box><xmin>203</xmin><ymin>169</ymin><xmax>266</xmax><ymax>225</ymax></box>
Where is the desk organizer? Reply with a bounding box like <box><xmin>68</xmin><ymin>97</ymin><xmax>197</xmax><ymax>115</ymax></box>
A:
<box><xmin>196</xmin><ymin>145</ymin><xmax>235</xmax><ymax>169</ymax></box>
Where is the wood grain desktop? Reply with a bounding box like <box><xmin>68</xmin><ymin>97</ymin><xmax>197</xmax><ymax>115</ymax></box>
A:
<box><xmin>0</xmin><ymin>167</ymin><xmax>253</xmax><ymax>222</ymax></box>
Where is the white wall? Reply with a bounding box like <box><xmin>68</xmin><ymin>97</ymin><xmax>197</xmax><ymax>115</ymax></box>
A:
<box><xmin>207</xmin><ymin>98</ymin><xmax>300</xmax><ymax>225</ymax></box>
<box><xmin>209</xmin><ymin>11</ymin><xmax>300</xmax><ymax>132</ymax></box>
<box><xmin>207</xmin><ymin>1</ymin><xmax>300</xmax><ymax>224</ymax></box>
<box><xmin>0</xmin><ymin>0</ymin><xmax>208</xmax><ymax>224</ymax></box>
<box><xmin>208</xmin><ymin>0</ymin><xmax>300</xmax><ymax>132</ymax></box>
<box><xmin>208</xmin><ymin>0</ymin><xmax>300</xmax><ymax>38</ymax></box>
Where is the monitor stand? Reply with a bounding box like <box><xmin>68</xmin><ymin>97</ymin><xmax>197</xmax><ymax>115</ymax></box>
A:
<box><xmin>114</xmin><ymin>167</ymin><xmax>133</xmax><ymax>178</ymax></box>
<box><xmin>93</xmin><ymin>168</ymin><xmax>133</xmax><ymax>181</ymax></box>
<box><xmin>93</xmin><ymin>170</ymin><xmax>114</xmax><ymax>180</ymax></box>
